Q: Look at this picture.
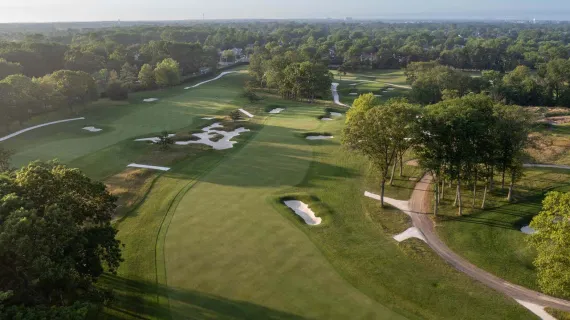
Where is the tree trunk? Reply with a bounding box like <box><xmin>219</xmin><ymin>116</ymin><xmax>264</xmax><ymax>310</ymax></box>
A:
<box><xmin>472</xmin><ymin>181</ymin><xmax>476</xmax><ymax>209</ymax></box>
<box><xmin>389</xmin><ymin>161</ymin><xmax>397</xmax><ymax>186</ymax></box>
<box><xmin>457</xmin><ymin>178</ymin><xmax>463</xmax><ymax>216</ymax></box>
<box><xmin>507</xmin><ymin>172</ymin><xmax>514</xmax><ymax>202</ymax></box>
<box><xmin>489</xmin><ymin>168</ymin><xmax>494</xmax><ymax>191</ymax></box>
<box><xmin>380</xmin><ymin>179</ymin><xmax>386</xmax><ymax>207</ymax></box>
<box><xmin>434</xmin><ymin>180</ymin><xmax>439</xmax><ymax>216</ymax></box>
<box><xmin>399</xmin><ymin>154</ymin><xmax>404</xmax><ymax>177</ymax></box>
<box><xmin>481</xmin><ymin>184</ymin><xmax>488</xmax><ymax>209</ymax></box>
<box><xmin>453</xmin><ymin>186</ymin><xmax>459</xmax><ymax>207</ymax></box>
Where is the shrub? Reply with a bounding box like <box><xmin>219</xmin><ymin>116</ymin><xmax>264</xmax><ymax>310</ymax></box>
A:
<box><xmin>229</xmin><ymin>110</ymin><xmax>242</xmax><ymax>121</ymax></box>
<box><xmin>106</xmin><ymin>81</ymin><xmax>129</xmax><ymax>100</ymax></box>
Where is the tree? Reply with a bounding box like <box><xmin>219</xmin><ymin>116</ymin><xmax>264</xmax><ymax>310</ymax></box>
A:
<box><xmin>157</xmin><ymin>131</ymin><xmax>174</xmax><ymax>150</ymax></box>
<box><xmin>346</xmin><ymin>93</ymin><xmax>378</xmax><ymax>122</ymax></box>
<box><xmin>41</xmin><ymin>70</ymin><xmax>98</xmax><ymax>111</ymax></box>
<box><xmin>343</xmin><ymin>103</ymin><xmax>401</xmax><ymax>207</ymax></box>
<box><xmin>0</xmin><ymin>58</ymin><xmax>23</xmax><ymax>80</ymax></box>
<box><xmin>0</xmin><ymin>147</ymin><xmax>12</xmax><ymax>172</ymax></box>
<box><xmin>528</xmin><ymin>191</ymin><xmax>570</xmax><ymax>299</ymax></box>
<box><xmin>221</xmin><ymin>49</ymin><xmax>236</xmax><ymax>63</ymax></box>
<box><xmin>229</xmin><ymin>110</ymin><xmax>242</xmax><ymax>121</ymax></box>
<box><xmin>138</xmin><ymin>64</ymin><xmax>155</xmax><ymax>89</ymax></box>
<box><xmin>106</xmin><ymin>80</ymin><xmax>129</xmax><ymax>100</ymax></box>
<box><xmin>119</xmin><ymin>62</ymin><xmax>139</xmax><ymax>90</ymax></box>
<box><xmin>0</xmin><ymin>161</ymin><xmax>122</xmax><ymax>307</ymax></box>
<box><xmin>154</xmin><ymin>58</ymin><xmax>181</xmax><ymax>87</ymax></box>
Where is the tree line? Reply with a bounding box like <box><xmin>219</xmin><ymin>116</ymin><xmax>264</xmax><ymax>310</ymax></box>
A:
<box><xmin>343</xmin><ymin>93</ymin><xmax>531</xmax><ymax>215</ymax></box>
<box><xmin>248</xmin><ymin>46</ymin><xmax>332</xmax><ymax>101</ymax></box>
<box><xmin>407</xmin><ymin>59</ymin><xmax>570</xmax><ymax>108</ymax></box>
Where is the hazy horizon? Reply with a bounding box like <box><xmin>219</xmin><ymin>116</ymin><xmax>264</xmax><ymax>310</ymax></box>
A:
<box><xmin>1</xmin><ymin>0</ymin><xmax>569</xmax><ymax>23</ymax></box>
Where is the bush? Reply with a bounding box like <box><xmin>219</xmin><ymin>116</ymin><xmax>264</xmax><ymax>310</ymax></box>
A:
<box><xmin>229</xmin><ymin>110</ymin><xmax>242</xmax><ymax>121</ymax></box>
<box><xmin>106</xmin><ymin>81</ymin><xmax>128</xmax><ymax>100</ymax></box>
<box><xmin>242</xmin><ymin>89</ymin><xmax>261</xmax><ymax>103</ymax></box>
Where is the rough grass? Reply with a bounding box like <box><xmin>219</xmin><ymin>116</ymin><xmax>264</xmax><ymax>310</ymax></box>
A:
<box><xmin>546</xmin><ymin>307</ymin><xmax>570</xmax><ymax>319</ymax></box>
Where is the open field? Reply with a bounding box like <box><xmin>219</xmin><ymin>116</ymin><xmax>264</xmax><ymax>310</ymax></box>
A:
<box><xmin>3</xmin><ymin>67</ymin><xmax>539</xmax><ymax>319</ymax></box>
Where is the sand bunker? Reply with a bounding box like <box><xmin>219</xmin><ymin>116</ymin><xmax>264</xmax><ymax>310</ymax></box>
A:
<box><xmin>387</xmin><ymin>88</ymin><xmax>395</xmax><ymax>91</ymax></box>
<box><xmin>374</xmin><ymin>94</ymin><xmax>382</xmax><ymax>97</ymax></box>
<box><xmin>306</xmin><ymin>135</ymin><xmax>334</xmax><ymax>140</ymax></box>
<box><xmin>515</xmin><ymin>300</ymin><xmax>556</xmax><ymax>320</ymax></box>
<box><xmin>0</xmin><ymin>117</ymin><xmax>85</xmax><ymax>142</ymax></box>
<box><xmin>135</xmin><ymin>134</ymin><xmax>176</xmax><ymax>144</ymax></box>
<box><xmin>330</xmin><ymin>112</ymin><xmax>343</xmax><ymax>117</ymax></box>
<box><xmin>202</xmin><ymin>117</ymin><xmax>215</xmax><ymax>120</ymax></box>
<box><xmin>175</xmin><ymin>122</ymin><xmax>250</xmax><ymax>150</ymax></box>
<box><xmin>283</xmin><ymin>200</ymin><xmax>322</xmax><ymax>225</ymax></box>
<box><xmin>364</xmin><ymin>191</ymin><xmax>413</xmax><ymax>216</ymax></box>
<box><xmin>521</xmin><ymin>226</ymin><xmax>537</xmax><ymax>235</ymax></box>
<box><xmin>394</xmin><ymin>227</ymin><xmax>427</xmax><ymax>243</ymax></box>
<box><xmin>239</xmin><ymin>109</ymin><xmax>254</xmax><ymax>118</ymax></box>
<box><xmin>349</xmin><ymin>93</ymin><xmax>358</xmax><ymax>95</ymax></box>
<box><xmin>269</xmin><ymin>108</ymin><xmax>285</xmax><ymax>114</ymax></box>
<box><xmin>185</xmin><ymin>71</ymin><xmax>237</xmax><ymax>89</ymax></box>
<box><xmin>321</xmin><ymin>117</ymin><xmax>333</xmax><ymax>121</ymax></box>
<box><xmin>143</xmin><ymin>98</ymin><xmax>159</xmax><ymax>102</ymax></box>
<box><xmin>83</xmin><ymin>126</ymin><xmax>102</xmax><ymax>132</ymax></box>
<box><xmin>127</xmin><ymin>163</ymin><xmax>170</xmax><ymax>171</ymax></box>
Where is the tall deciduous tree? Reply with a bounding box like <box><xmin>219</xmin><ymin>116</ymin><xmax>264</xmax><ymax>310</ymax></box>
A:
<box><xmin>528</xmin><ymin>191</ymin><xmax>570</xmax><ymax>299</ymax></box>
<box><xmin>154</xmin><ymin>58</ymin><xmax>181</xmax><ymax>87</ymax></box>
<box><xmin>0</xmin><ymin>58</ymin><xmax>23</xmax><ymax>80</ymax></box>
<box><xmin>343</xmin><ymin>102</ymin><xmax>402</xmax><ymax>207</ymax></box>
<box><xmin>138</xmin><ymin>63</ymin><xmax>155</xmax><ymax>89</ymax></box>
<box><xmin>0</xmin><ymin>161</ymin><xmax>122</xmax><ymax>307</ymax></box>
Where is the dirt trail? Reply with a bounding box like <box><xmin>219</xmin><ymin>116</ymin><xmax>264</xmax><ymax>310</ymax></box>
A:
<box><xmin>409</xmin><ymin>174</ymin><xmax>570</xmax><ymax>312</ymax></box>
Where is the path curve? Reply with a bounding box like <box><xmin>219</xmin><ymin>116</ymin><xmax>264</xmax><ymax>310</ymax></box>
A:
<box><xmin>523</xmin><ymin>163</ymin><xmax>570</xmax><ymax>170</ymax></box>
<box><xmin>0</xmin><ymin>117</ymin><xmax>85</xmax><ymax>142</ymax></box>
<box><xmin>185</xmin><ymin>71</ymin><xmax>238</xmax><ymax>89</ymax></box>
<box><xmin>409</xmin><ymin>174</ymin><xmax>570</xmax><ymax>312</ymax></box>
<box><xmin>331</xmin><ymin>83</ymin><xmax>348</xmax><ymax>107</ymax></box>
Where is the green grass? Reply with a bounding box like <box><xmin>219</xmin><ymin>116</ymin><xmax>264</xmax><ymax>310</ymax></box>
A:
<box><xmin>437</xmin><ymin>167</ymin><xmax>570</xmax><ymax>295</ymax></box>
<box><xmin>7</xmin><ymin>68</ymin><xmax>541</xmax><ymax>319</ymax></box>
<box><xmin>3</xmin><ymin>67</ymin><xmax>249</xmax><ymax>174</ymax></box>
<box><xmin>330</xmin><ymin>69</ymin><xmax>410</xmax><ymax>105</ymax></box>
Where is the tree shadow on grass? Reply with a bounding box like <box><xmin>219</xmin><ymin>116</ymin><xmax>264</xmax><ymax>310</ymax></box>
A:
<box><xmin>100</xmin><ymin>274</ymin><xmax>306</xmax><ymax>320</ymax></box>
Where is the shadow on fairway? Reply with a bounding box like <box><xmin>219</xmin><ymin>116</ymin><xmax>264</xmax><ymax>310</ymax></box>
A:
<box><xmin>100</xmin><ymin>274</ymin><xmax>305</xmax><ymax>320</ymax></box>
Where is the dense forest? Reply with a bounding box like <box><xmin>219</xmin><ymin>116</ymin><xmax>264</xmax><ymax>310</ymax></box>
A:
<box><xmin>3</xmin><ymin>21</ymin><xmax>570</xmax><ymax>129</ymax></box>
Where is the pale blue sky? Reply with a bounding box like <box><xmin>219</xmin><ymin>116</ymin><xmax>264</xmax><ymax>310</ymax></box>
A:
<box><xmin>0</xmin><ymin>0</ymin><xmax>569</xmax><ymax>23</ymax></box>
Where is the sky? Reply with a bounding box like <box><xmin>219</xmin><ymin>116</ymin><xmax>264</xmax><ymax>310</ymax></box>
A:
<box><xmin>0</xmin><ymin>0</ymin><xmax>570</xmax><ymax>23</ymax></box>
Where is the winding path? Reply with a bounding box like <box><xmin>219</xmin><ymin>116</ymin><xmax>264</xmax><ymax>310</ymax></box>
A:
<box><xmin>0</xmin><ymin>117</ymin><xmax>85</xmax><ymax>142</ymax></box>
<box><xmin>331</xmin><ymin>83</ymin><xmax>348</xmax><ymax>107</ymax></box>
<box><xmin>408</xmin><ymin>174</ymin><xmax>570</xmax><ymax>313</ymax></box>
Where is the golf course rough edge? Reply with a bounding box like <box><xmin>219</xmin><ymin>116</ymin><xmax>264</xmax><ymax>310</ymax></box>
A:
<box><xmin>0</xmin><ymin>117</ymin><xmax>85</xmax><ymax>142</ymax></box>
<box><xmin>283</xmin><ymin>200</ymin><xmax>322</xmax><ymax>225</ymax></box>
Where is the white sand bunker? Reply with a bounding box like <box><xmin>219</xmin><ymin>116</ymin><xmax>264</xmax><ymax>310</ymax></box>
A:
<box><xmin>143</xmin><ymin>98</ymin><xmax>159</xmax><ymax>102</ymax></box>
<box><xmin>306</xmin><ymin>135</ymin><xmax>333</xmax><ymax>140</ymax></box>
<box><xmin>521</xmin><ymin>225</ymin><xmax>537</xmax><ymax>235</ymax></box>
<box><xmin>127</xmin><ymin>163</ymin><xmax>170</xmax><ymax>171</ymax></box>
<box><xmin>135</xmin><ymin>134</ymin><xmax>176</xmax><ymax>144</ymax></box>
<box><xmin>387</xmin><ymin>88</ymin><xmax>395</xmax><ymax>91</ymax></box>
<box><xmin>382</xmin><ymin>90</ymin><xmax>388</xmax><ymax>93</ymax></box>
<box><xmin>516</xmin><ymin>300</ymin><xmax>556</xmax><ymax>320</ymax></box>
<box><xmin>175</xmin><ymin>122</ymin><xmax>250</xmax><ymax>150</ymax></box>
<box><xmin>202</xmin><ymin>117</ymin><xmax>215</xmax><ymax>120</ymax></box>
<box><xmin>374</xmin><ymin>95</ymin><xmax>382</xmax><ymax>97</ymax></box>
<box><xmin>330</xmin><ymin>112</ymin><xmax>343</xmax><ymax>117</ymax></box>
<box><xmin>283</xmin><ymin>200</ymin><xmax>322</xmax><ymax>225</ymax></box>
<box><xmin>239</xmin><ymin>108</ymin><xmax>254</xmax><ymax>118</ymax></box>
<box><xmin>269</xmin><ymin>108</ymin><xmax>285</xmax><ymax>114</ymax></box>
<box><xmin>83</xmin><ymin>126</ymin><xmax>102</xmax><ymax>132</ymax></box>
<box><xmin>349</xmin><ymin>93</ymin><xmax>358</xmax><ymax>96</ymax></box>
<box><xmin>321</xmin><ymin>117</ymin><xmax>333</xmax><ymax>121</ymax></box>
<box><xmin>394</xmin><ymin>227</ymin><xmax>427</xmax><ymax>243</ymax></box>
